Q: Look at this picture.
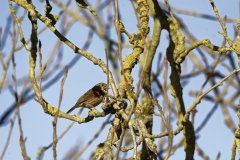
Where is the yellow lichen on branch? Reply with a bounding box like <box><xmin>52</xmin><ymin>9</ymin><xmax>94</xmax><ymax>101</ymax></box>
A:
<box><xmin>119</xmin><ymin>0</ymin><xmax>149</xmax><ymax>88</ymax></box>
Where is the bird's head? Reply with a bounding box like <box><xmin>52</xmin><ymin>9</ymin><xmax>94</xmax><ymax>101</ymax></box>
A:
<box><xmin>96</xmin><ymin>83</ymin><xmax>108</xmax><ymax>92</ymax></box>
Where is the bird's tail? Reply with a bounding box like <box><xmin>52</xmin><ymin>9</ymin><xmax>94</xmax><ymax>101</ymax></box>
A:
<box><xmin>66</xmin><ymin>106</ymin><xmax>75</xmax><ymax>114</ymax></box>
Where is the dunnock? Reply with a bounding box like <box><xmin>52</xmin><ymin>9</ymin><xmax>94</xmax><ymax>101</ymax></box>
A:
<box><xmin>66</xmin><ymin>83</ymin><xmax>108</xmax><ymax>114</ymax></box>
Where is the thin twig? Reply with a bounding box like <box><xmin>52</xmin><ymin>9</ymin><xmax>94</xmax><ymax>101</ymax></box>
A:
<box><xmin>52</xmin><ymin>66</ymin><xmax>68</xmax><ymax>160</ymax></box>
<box><xmin>185</xmin><ymin>68</ymin><xmax>240</xmax><ymax>120</ymax></box>
<box><xmin>105</xmin><ymin>48</ymin><xmax>109</xmax><ymax>102</ymax></box>
<box><xmin>36</xmin><ymin>108</ymin><xmax>84</xmax><ymax>160</ymax></box>
<box><xmin>0</xmin><ymin>118</ymin><xmax>15</xmax><ymax>159</ymax></box>
<box><xmin>38</xmin><ymin>40</ymin><xmax>43</xmax><ymax>90</ymax></box>
<box><xmin>74</xmin><ymin>115</ymin><xmax>112</xmax><ymax>159</ymax></box>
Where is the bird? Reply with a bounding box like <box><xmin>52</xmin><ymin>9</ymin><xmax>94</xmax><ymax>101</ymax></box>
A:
<box><xmin>66</xmin><ymin>83</ymin><xmax>108</xmax><ymax>114</ymax></box>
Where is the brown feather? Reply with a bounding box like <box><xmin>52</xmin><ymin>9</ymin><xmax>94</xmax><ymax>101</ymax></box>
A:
<box><xmin>66</xmin><ymin>83</ymin><xmax>107</xmax><ymax>114</ymax></box>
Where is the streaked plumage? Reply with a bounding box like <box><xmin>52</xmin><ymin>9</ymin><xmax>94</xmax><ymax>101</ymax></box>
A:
<box><xmin>66</xmin><ymin>83</ymin><xmax>107</xmax><ymax>114</ymax></box>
